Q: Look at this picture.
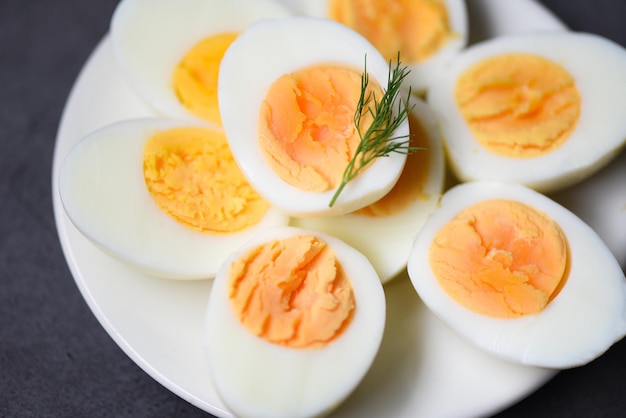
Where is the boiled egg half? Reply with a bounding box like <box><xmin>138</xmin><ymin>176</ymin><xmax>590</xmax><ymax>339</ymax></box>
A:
<box><xmin>407</xmin><ymin>181</ymin><xmax>626</xmax><ymax>368</ymax></box>
<box><xmin>301</xmin><ymin>0</ymin><xmax>468</xmax><ymax>94</ymax></box>
<box><xmin>58</xmin><ymin>118</ymin><xmax>289</xmax><ymax>279</ymax></box>
<box><xmin>110</xmin><ymin>0</ymin><xmax>291</xmax><ymax>127</ymax></box>
<box><xmin>427</xmin><ymin>31</ymin><xmax>626</xmax><ymax>193</ymax></box>
<box><xmin>205</xmin><ymin>226</ymin><xmax>385</xmax><ymax>418</ymax></box>
<box><xmin>218</xmin><ymin>16</ymin><xmax>410</xmax><ymax>217</ymax></box>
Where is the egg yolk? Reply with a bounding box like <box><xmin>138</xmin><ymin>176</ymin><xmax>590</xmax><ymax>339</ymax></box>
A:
<box><xmin>143</xmin><ymin>126</ymin><xmax>269</xmax><ymax>233</ymax></box>
<box><xmin>455</xmin><ymin>53</ymin><xmax>581</xmax><ymax>158</ymax></box>
<box><xmin>228</xmin><ymin>234</ymin><xmax>356</xmax><ymax>348</ymax></box>
<box><xmin>356</xmin><ymin>111</ymin><xmax>430</xmax><ymax>216</ymax></box>
<box><xmin>428</xmin><ymin>199</ymin><xmax>569</xmax><ymax>318</ymax></box>
<box><xmin>328</xmin><ymin>0</ymin><xmax>453</xmax><ymax>63</ymax></box>
<box><xmin>172</xmin><ymin>32</ymin><xmax>238</xmax><ymax>126</ymax></box>
<box><xmin>258</xmin><ymin>65</ymin><xmax>383</xmax><ymax>192</ymax></box>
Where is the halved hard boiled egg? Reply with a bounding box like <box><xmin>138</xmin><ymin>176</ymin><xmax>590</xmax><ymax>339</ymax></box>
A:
<box><xmin>58</xmin><ymin>118</ymin><xmax>289</xmax><ymax>279</ymax></box>
<box><xmin>205</xmin><ymin>226</ymin><xmax>385</xmax><ymax>418</ymax></box>
<box><xmin>427</xmin><ymin>31</ymin><xmax>626</xmax><ymax>193</ymax></box>
<box><xmin>218</xmin><ymin>16</ymin><xmax>410</xmax><ymax>217</ymax></box>
<box><xmin>110</xmin><ymin>0</ymin><xmax>291</xmax><ymax>127</ymax></box>
<box><xmin>301</xmin><ymin>0</ymin><xmax>469</xmax><ymax>94</ymax></box>
<box><xmin>293</xmin><ymin>97</ymin><xmax>445</xmax><ymax>283</ymax></box>
<box><xmin>407</xmin><ymin>181</ymin><xmax>626</xmax><ymax>368</ymax></box>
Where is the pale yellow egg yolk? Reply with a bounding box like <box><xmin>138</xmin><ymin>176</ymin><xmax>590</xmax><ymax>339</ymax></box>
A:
<box><xmin>455</xmin><ymin>53</ymin><xmax>581</xmax><ymax>158</ymax></box>
<box><xmin>258</xmin><ymin>65</ymin><xmax>383</xmax><ymax>192</ymax></box>
<box><xmin>143</xmin><ymin>126</ymin><xmax>269</xmax><ymax>233</ymax></box>
<box><xmin>429</xmin><ymin>199</ymin><xmax>569</xmax><ymax>318</ymax></box>
<box><xmin>172</xmin><ymin>32</ymin><xmax>238</xmax><ymax>126</ymax></box>
<box><xmin>356</xmin><ymin>111</ymin><xmax>430</xmax><ymax>216</ymax></box>
<box><xmin>328</xmin><ymin>0</ymin><xmax>453</xmax><ymax>63</ymax></box>
<box><xmin>228</xmin><ymin>234</ymin><xmax>356</xmax><ymax>348</ymax></box>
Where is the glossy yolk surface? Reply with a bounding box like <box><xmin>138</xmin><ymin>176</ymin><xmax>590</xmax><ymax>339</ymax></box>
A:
<box><xmin>429</xmin><ymin>199</ymin><xmax>568</xmax><ymax>318</ymax></box>
<box><xmin>228</xmin><ymin>234</ymin><xmax>356</xmax><ymax>348</ymax></box>
<box><xmin>455</xmin><ymin>53</ymin><xmax>581</xmax><ymax>158</ymax></box>
<box><xmin>143</xmin><ymin>126</ymin><xmax>269</xmax><ymax>233</ymax></box>
<box><xmin>328</xmin><ymin>0</ymin><xmax>453</xmax><ymax>63</ymax></box>
<box><xmin>172</xmin><ymin>32</ymin><xmax>238</xmax><ymax>126</ymax></box>
<box><xmin>356</xmin><ymin>111</ymin><xmax>430</xmax><ymax>216</ymax></box>
<box><xmin>258</xmin><ymin>65</ymin><xmax>382</xmax><ymax>192</ymax></box>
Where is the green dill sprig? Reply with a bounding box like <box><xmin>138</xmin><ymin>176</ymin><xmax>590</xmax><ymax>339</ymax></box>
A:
<box><xmin>329</xmin><ymin>54</ymin><xmax>417</xmax><ymax>207</ymax></box>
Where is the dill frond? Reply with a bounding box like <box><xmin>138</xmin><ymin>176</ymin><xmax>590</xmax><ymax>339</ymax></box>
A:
<box><xmin>329</xmin><ymin>54</ymin><xmax>417</xmax><ymax>207</ymax></box>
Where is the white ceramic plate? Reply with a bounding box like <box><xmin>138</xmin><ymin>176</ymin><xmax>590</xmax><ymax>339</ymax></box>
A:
<box><xmin>52</xmin><ymin>1</ymin><xmax>626</xmax><ymax>417</ymax></box>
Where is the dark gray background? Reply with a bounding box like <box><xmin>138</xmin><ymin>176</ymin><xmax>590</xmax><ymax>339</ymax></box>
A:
<box><xmin>2</xmin><ymin>0</ymin><xmax>625</xmax><ymax>416</ymax></box>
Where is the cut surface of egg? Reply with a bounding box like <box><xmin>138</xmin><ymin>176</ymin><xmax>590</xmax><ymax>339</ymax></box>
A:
<box><xmin>407</xmin><ymin>181</ymin><xmax>626</xmax><ymax>369</ymax></box>
<box><xmin>218</xmin><ymin>16</ymin><xmax>410</xmax><ymax>217</ymax></box>
<box><xmin>205</xmin><ymin>226</ymin><xmax>386</xmax><ymax>418</ymax></box>
<box><xmin>58</xmin><ymin>118</ymin><xmax>289</xmax><ymax>279</ymax></box>
<box><xmin>301</xmin><ymin>0</ymin><xmax>468</xmax><ymax>94</ymax></box>
<box><xmin>110</xmin><ymin>0</ymin><xmax>291</xmax><ymax>127</ymax></box>
<box><xmin>293</xmin><ymin>97</ymin><xmax>445</xmax><ymax>283</ymax></box>
<box><xmin>427</xmin><ymin>31</ymin><xmax>626</xmax><ymax>193</ymax></box>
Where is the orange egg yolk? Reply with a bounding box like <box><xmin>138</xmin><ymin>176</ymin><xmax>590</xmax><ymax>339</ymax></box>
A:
<box><xmin>143</xmin><ymin>126</ymin><xmax>269</xmax><ymax>233</ymax></box>
<box><xmin>356</xmin><ymin>111</ymin><xmax>430</xmax><ymax>216</ymax></box>
<box><xmin>455</xmin><ymin>53</ymin><xmax>581</xmax><ymax>158</ymax></box>
<box><xmin>228</xmin><ymin>234</ymin><xmax>356</xmax><ymax>348</ymax></box>
<box><xmin>428</xmin><ymin>199</ymin><xmax>569</xmax><ymax>318</ymax></box>
<box><xmin>172</xmin><ymin>32</ymin><xmax>238</xmax><ymax>126</ymax></box>
<box><xmin>258</xmin><ymin>65</ymin><xmax>383</xmax><ymax>192</ymax></box>
<box><xmin>328</xmin><ymin>0</ymin><xmax>453</xmax><ymax>63</ymax></box>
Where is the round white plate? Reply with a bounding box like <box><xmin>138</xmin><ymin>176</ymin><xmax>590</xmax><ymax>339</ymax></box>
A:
<box><xmin>52</xmin><ymin>1</ymin><xmax>626</xmax><ymax>417</ymax></box>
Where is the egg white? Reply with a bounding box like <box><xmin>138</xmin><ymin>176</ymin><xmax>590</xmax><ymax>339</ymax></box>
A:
<box><xmin>407</xmin><ymin>181</ymin><xmax>626</xmax><ymax>369</ymax></box>
<box><xmin>205</xmin><ymin>226</ymin><xmax>386</xmax><ymax>418</ymax></box>
<box><xmin>218</xmin><ymin>16</ymin><xmax>410</xmax><ymax>217</ymax></box>
<box><xmin>58</xmin><ymin>118</ymin><xmax>290</xmax><ymax>280</ymax></box>
<box><xmin>110</xmin><ymin>0</ymin><xmax>291</xmax><ymax>126</ymax></box>
<box><xmin>301</xmin><ymin>0</ymin><xmax>469</xmax><ymax>94</ymax></box>
<box><xmin>292</xmin><ymin>97</ymin><xmax>445</xmax><ymax>284</ymax></box>
<box><xmin>427</xmin><ymin>31</ymin><xmax>626</xmax><ymax>193</ymax></box>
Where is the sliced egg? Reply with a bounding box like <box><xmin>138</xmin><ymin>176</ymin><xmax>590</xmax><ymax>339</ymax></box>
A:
<box><xmin>301</xmin><ymin>0</ymin><xmax>468</xmax><ymax>94</ymax></box>
<box><xmin>293</xmin><ymin>97</ymin><xmax>445</xmax><ymax>283</ymax></box>
<box><xmin>110</xmin><ymin>0</ymin><xmax>291</xmax><ymax>127</ymax></box>
<box><xmin>58</xmin><ymin>118</ymin><xmax>289</xmax><ymax>279</ymax></box>
<box><xmin>407</xmin><ymin>181</ymin><xmax>626</xmax><ymax>369</ymax></box>
<box><xmin>205</xmin><ymin>226</ymin><xmax>385</xmax><ymax>418</ymax></box>
<box><xmin>218</xmin><ymin>16</ymin><xmax>410</xmax><ymax>217</ymax></box>
<box><xmin>427</xmin><ymin>31</ymin><xmax>626</xmax><ymax>193</ymax></box>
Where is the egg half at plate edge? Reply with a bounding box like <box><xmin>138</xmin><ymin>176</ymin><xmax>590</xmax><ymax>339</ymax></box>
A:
<box><xmin>427</xmin><ymin>31</ymin><xmax>626</xmax><ymax>194</ymax></box>
<box><xmin>292</xmin><ymin>96</ymin><xmax>445</xmax><ymax>284</ymax></box>
<box><xmin>58</xmin><ymin>117</ymin><xmax>290</xmax><ymax>280</ymax></box>
<box><xmin>301</xmin><ymin>0</ymin><xmax>468</xmax><ymax>95</ymax></box>
<box><xmin>407</xmin><ymin>180</ymin><xmax>626</xmax><ymax>369</ymax></box>
<box><xmin>110</xmin><ymin>0</ymin><xmax>292</xmax><ymax>127</ymax></box>
<box><xmin>205</xmin><ymin>226</ymin><xmax>386</xmax><ymax>418</ymax></box>
<box><xmin>218</xmin><ymin>16</ymin><xmax>410</xmax><ymax>218</ymax></box>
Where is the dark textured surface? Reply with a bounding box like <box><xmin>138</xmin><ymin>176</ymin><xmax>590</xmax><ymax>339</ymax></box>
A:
<box><xmin>1</xmin><ymin>0</ymin><xmax>625</xmax><ymax>417</ymax></box>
